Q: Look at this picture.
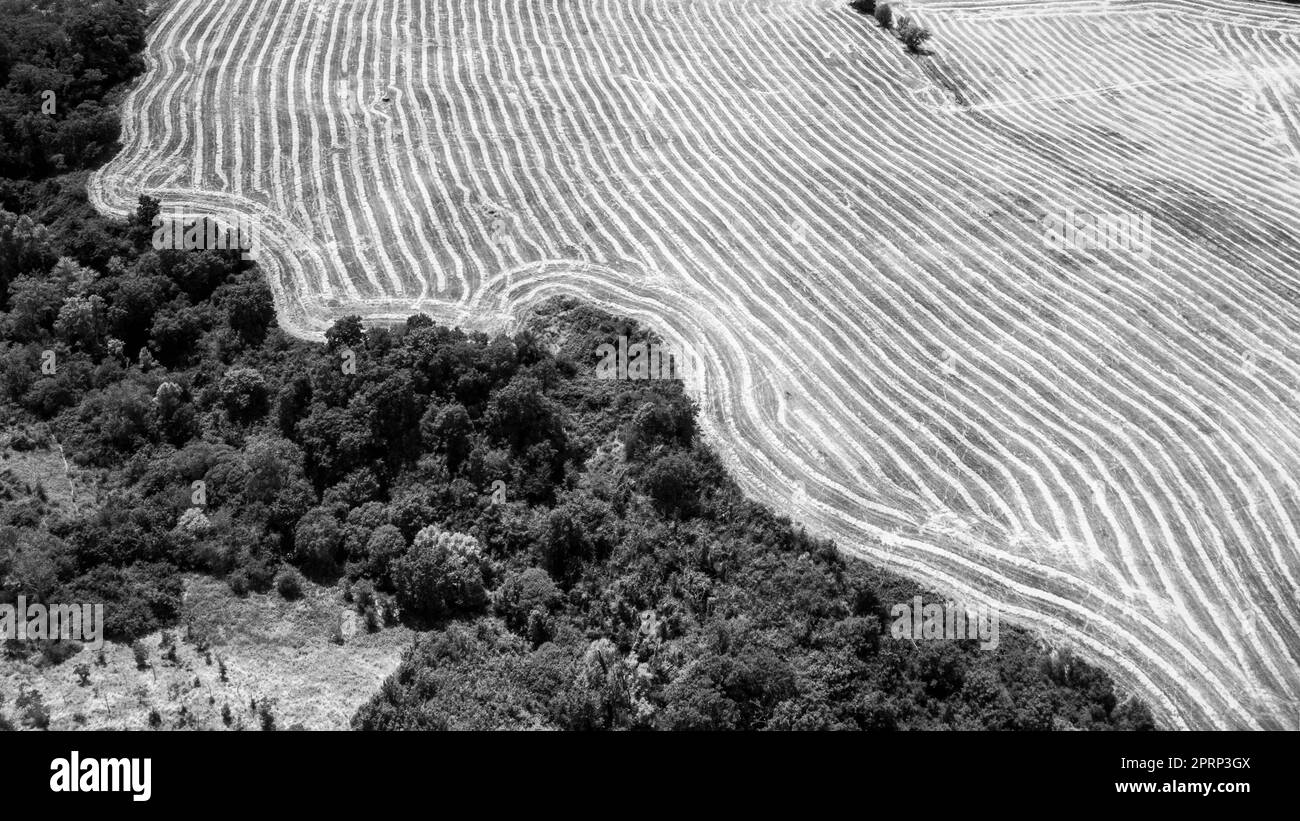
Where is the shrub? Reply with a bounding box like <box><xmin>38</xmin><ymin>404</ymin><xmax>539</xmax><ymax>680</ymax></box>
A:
<box><xmin>352</xmin><ymin>579</ymin><xmax>376</xmax><ymax>612</ymax></box>
<box><xmin>16</xmin><ymin>688</ymin><xmax>49</xmax><ymax>729</ymax></box>
<box><xmin>57</xmin><ymin>562</ymin><xmax>183</xmax><ymax>641</ymax></box>
<box><xmin>897</xmin><ymin>17</ymin><xmax>932</xmax><ymax>53</ymax></box>
<box><xmin>274</xmin><ymin>566</ymin><xmax>304</xmax><ymax>600</ymax></box>
<box><xmin>39</xmin><ymin>640</ymin><xmax>81</xmax><ymax>666</ymax></box>
<box><xmin>244</xmin><ymin>555</ymin><xmax>277</xmax><ymax>593</ymax></box>
<box><xmin>874</xmin><ymin>2</ymin><xmax>894</xmax><ymax>28</ymax></box>
<box><xmin>227</xmin><ymin>568</ymin><xmax>251</xmax><ymax>596</ymax></box>
<box><xmin>53</xmin><ymin>563</ymin><xmax>182</xmax><ymax>641</ymax></box>
<box><xmin>258</xmin><ymin>699</ymin><xmax>276</xmax><ymax>731</ymax></box>
<box><xmin>131</xmin><ymin>640</ymin><xmax>149</xmax><ymax>670</ymax></box>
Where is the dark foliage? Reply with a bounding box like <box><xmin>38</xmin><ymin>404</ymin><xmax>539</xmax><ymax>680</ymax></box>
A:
<box><xmin>0</xmin><ymin>1</ymin><xmax>148</xmax><ymax>181</ymax></box>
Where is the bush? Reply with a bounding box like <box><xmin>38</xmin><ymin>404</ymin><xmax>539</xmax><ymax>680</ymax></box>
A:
<box><xmin>227</xmin><ymin>568</ymin><xmax>251</xmax><ymax>596</ymax></box>
<box><xmin>258</xmin><ymin>699</ymin><xmax>276</xmax><ymax>731</ymax></box>
<box><xmin>897</xmin><ymin>17</ymin><xmax>932</xmax><ymax>53</ymax></box>
<box><xmin>57</xmin><ymin>563</ymin><xmax>183</xmax><ymax>641</ymax></box>
<box><xmin>16</xmin><ymin>688</ymin><xmax>50</xmax><ymax>729</ymax></box>
<box><xmin>244</xmin><ymin>555</ymin><xmax>278</xmax><ymax>593</ymax></box>
<box><xmin>131</xmin><ymin>639</ymin><xmax>149</xmax><ymax>670</ymax></box>
<box><xmin>274</xmin><ymin>566</ymin><xmax>304</xmax><ymax>600</ymax></box>
<box><xmin>874</xmin><ymin>2</ymin><xmax>894</xmax><ymax>28</ymax></box>
<box><xmin>352</xmin><ymin>579</ymin><xmax>376</xmax><ymax>612</ymax></box>
<box><xmin>39</xmin><ymin>640</ymin><xmax>81</xmax><ymax>667</ymax></box>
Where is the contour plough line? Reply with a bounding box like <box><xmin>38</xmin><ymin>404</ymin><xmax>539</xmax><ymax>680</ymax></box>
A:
<box><xmin>91</xmin><ymin>0</ymin><xmax>1300</xmax><ymax>729</ymax></box>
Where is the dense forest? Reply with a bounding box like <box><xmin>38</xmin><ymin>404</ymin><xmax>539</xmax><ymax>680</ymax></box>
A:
<box><xmin>0</xmin><ymin>0</ymin><xmax>146</xmax><ymax>178</ymax></box>
<box><xmin>0</xmin><ymin>0</ymin><xmax>1154</xmax><ymax>730</ymax></box>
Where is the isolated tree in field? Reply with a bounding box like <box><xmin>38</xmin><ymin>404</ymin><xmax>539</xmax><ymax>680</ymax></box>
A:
<box><xmin>849</xmin><ymin>0</ymin><xmax>877</xmax><ymax>14</ymax></box>
<box><xmin>874</xmin><ymin>2</ymin><xmax>894</xmax><ymax>29</ymax></box>
<box><xmin>896</xmin><ymin>17</ymin><xmax>933</xmax><ymax>54</ymax></box>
